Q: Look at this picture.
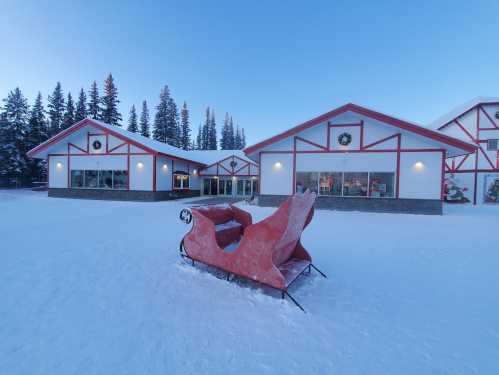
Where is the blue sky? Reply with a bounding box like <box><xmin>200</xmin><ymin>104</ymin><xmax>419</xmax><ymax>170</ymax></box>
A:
<box><xmin>1</xmin><ymin>1</ymin><xmax>499</xmax><ymax>145</ymax></box>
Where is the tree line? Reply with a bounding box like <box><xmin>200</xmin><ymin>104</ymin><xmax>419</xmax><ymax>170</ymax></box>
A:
<box><xmin>0</xmin><ymin>73</ymin><xmax>247</xmax><ymax>187</ymax></box>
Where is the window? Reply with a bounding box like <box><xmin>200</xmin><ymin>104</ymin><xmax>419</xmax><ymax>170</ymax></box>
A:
<box><xmin>113</xmin><ymin>171</ymin><xmax>128</xmax><ymax>190</ymax></box>
<box><xmin>295</xmin><ymin>171</ymin><xmax>395</xmax><ymax>198</ymax></box>
<box><xmin>71</xmin><ymin>170</ymin><xmax>84</xmax><ymax>188</ymax></box>
<box><xmin>369</xmin><ymin>172</ymin><xmax>394</xmax><ymax>198</ymax></box>
<box><xmin>487</xmin><ymin>139</ymin><xmax>498</xmax><ymax>151</ymax></box>
<box><xmin>84</xmin><ymin>170</ymin><xmax>98</xmax><ymax>188</ymax></box>
<box><xmin>296</xmin><ymin>172</ymin><xmax>318</xmax><ymax>193</ymax></box>
<box><xmin>343</xmin><ymin>172</ymin><xmax>368</xmax><ymax>197</ymax></box>
<box><xmin>252</xmin><ymin>178</ymin><xmax>258</xmax><ymax>194</ymax></box>
<box><xmin>98</xmin><ymin>170</ymin><xmax>113</xmax><ymax>189</ymax></box>
<box><xmin>173</xmin><ymin>174</ymin><xmax>189</xmax><ymax>189</ymax></box>
<box><xmin>218</xmin><ymin>180</ymin><xmax>226</xmax><ymax>195</ymax></box>
<box><xmin>319</xmin><ymin>172</ymin><xmax>342</xmax><ymax>196</ymax></box>
<box><xmin>70</xmin><ymin>170</ymin><xmax>128</xmax><ymax>189</ymax></box>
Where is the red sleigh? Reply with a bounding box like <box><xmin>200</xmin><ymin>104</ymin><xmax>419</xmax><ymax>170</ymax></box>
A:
<box><xmin>179</xmin><ymin>190</ymin><xmax>326</xmax><ymax>311</ymax></box>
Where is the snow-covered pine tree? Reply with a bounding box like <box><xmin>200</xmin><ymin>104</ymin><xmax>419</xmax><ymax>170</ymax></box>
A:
<box><xmin>127</xmin><ymin>105</ymin><xmax>138</xmax><ymax>133</ymax></box>
<box><xmin>139</xmin><ymin>100</ymin><xmax>150</xmax><ymax>138</ymax></box>
<box><xmin>0</xmin><ymin>88</ymin><xmax>30</xmax><ymax>186</ymax></box>
<box><xmin>241</xmin><ymin>128</ymin><xmax>246</xmax><ymax>148</ymax></box>
<box><xmin>47</xmin><ymin>82</ymin><xmax>65</xmax><ymax>136</ymax></box>
<box><xmin>180</xmin><ymin>101</ymin><xmax>191</xmax><ymax>150</ymax></box>
<box><xmin>208</xmin><ymin>110</ymin><xmax>217</xmax><ymax>150</ymax></box>
<box><xmin>234</xmin><ymin>125</ymin><xmax>242</xmax><ymax>149</ymax></box>
<box><xmin>26</xmin><ymin>92</ymin><xmax>48</xmax><ymax>182</ymax></box>
<box><xmin>75</xmin><ymin>88</ymin><xmax>87</xmax><ymax>122</ymax></box>
<box><xmin>153</xmin><ymin>86</ymin><xmax>170</xmax><ymax>143</ymax></box>
<box><xmin>196</xmin><ymin>124</ymin><xmax>202</xmax><ymax>150</ymax></box>
<box><xmin>228</xmin><ymin>116</ymin><xmax>235</xmax><ymax>149</ymax></box>
<box><xmin>101</xmin><ymin>73</ymin><xmax>122</xmax><ymax>126</ymax></box>
<box><xmin>201</xmin><ymin>107</ymin><xmax>210</xmax><ymax>150</ymax></box>
<box><xmin>87</xmin><ymin>81</ymin><xmax>101</xmax><ymax>120</ymax></box>
<box><xmin>220</xmin><ymin>112</ymin><xmax>230</xmax><ymax>150</ymax></box>
<box><xmin>166</xmin><ymin>97</ymin><xmax>179</xmax><ymax>147</ymax></box>
<box><xmin>62</xmin><ymin>92</ymin><xmax>75</xmax><ymax>130</ymax></box>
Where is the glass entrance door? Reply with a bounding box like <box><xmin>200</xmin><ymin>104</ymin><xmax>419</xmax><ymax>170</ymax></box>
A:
<box><xmin>236</xmin><ymin>178</ymin><xmax>254</xmax><ymax>196</ymax></box>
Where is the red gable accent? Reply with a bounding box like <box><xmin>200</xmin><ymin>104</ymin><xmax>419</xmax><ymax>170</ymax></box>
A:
<box><xmin>244</xmin><ymin>103</ymin><xmax>476</xmax><ymax>155</ymax></box>
<box><xmin>27</xmin><ymin>118</ymin><xmax>205</xmax><ymax>166</ymax></box>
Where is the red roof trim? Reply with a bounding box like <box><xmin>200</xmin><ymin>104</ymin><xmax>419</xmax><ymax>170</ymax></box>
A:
<box><xmin>27</xmin><ymin>118</ymin><xmax>206</xmax><ymax>166</ymax></box>
<box><xmin>244</xmin><ymin>103</ymin><xmax>476</xmax><ymax>154</ymax></box>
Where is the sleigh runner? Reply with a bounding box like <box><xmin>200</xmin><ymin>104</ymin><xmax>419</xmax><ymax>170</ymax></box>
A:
<box><xmin>178</xmin><ymin>190</ymin><xmax>326</xmax><ymax>311</ymax></box>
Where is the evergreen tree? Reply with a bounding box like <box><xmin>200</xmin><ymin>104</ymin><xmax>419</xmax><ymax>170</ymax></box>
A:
<box><xmin>75</xmin><ymin>88</ymin><xmax>87</xmax><ymax>122</ymax></box>
<box><xmin>26</xmin><ymin>92</ymin><xmax>48</xmax><ymax>181</ymax></box>
<box><xmin>228</xmin><ymin>117</ymin><xmax>235</xmax><ymax>149</ymax></box>
<box><xmin>62</xmin><ymin>92</ymin><xmax>75</xmax><ymax>130</ymax></box>
<box><xmin>201</xmin><ymin>107</ymin><xmax>210</xmax><ymax>150</ymax></box>
<box><xmin>153</xmin><ymin>86</ymin><xmax>170</xmax><ymax>143</ymax></box>
<box><xmin>180</xmin><ymin>101</ymin><xmax>191</xmax><ymax>150</ymax></box>
<box><xmin>0</xmin><ymin>88</ymin><xmax>30</xmax><ymax>185</ymax></box>
<box><xmin>196</xmin><ymin>124</ymin><xmax>202</xmax><ymax>150</ymax></box>
<box><xmin>241</xmin><ymin>128</ymin><xmax>246</xmax><ymax>148</ymax></box>
<box><xmin>101</xmin><ymin>73</ymin><xmax>122</xmax><ymax>125</ymax></box>
<box><xmin>127</xmin><ymin>105</ymin><xmax>138</xmax><ymax>133</ymax></box>
<box><xmin>87</xmin><ymin>81</ymin><xmax>101</xmax><ymax>120</ymax></box>
<box><xmin>139</xmin><ymin>100</ymin><xmax>150</xmax><ymax>137</ymax></box>
<box><xmin>234</xmin><ymin>125</ymin><xmax>242</xmax><ymax>149</ymax></box>
<box><xmin>220</xmin><ymin>112</ymin><xmax>235</xmax><ymax>149</ymax></box>
<box><xmin>47</xmin><ymin>82</ymin><xmax>65</xmax><ymax>136</ymax></box>
<box><xmin>208</xmin><ymin>110</ymin><xmax>217</xmax><ymax>150</ymax></box>
<box><xmin>166</xmin><ymin>97</ymin><xmax>179</xmax><ymax>147</ymax></box>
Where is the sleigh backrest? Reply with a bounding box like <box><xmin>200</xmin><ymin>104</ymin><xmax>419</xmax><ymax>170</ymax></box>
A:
<box><xmin>269</xmin><ymin>190</ymin><xmax>316</xmax><ymax>266</ymax></box>
<box><xmin>196</xmin><ymin>205</ymin><xmax>234</xmax><ymax>225</ymax></box>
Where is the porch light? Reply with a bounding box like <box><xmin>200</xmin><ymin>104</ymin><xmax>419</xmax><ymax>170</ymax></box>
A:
<box><xmin>273</xmin><ymin>162</ymin><xmax>283</xmax><ymax>170</ymax></box>
<box><xmin>162</xmin><ymin>164</ymin><xmax>168</xmax><ymax>171</ymax></box>
<box><xmin>56</xmin><ymin>162</ymin><xmax>63</xmax><ymax>169</ymax></box>
<box><xmin>192</xmin><ymin>169</ymin><xmax>197</xmax><ymax>175</ymax></box>
<box><xmin>413</xmin><ymin>161</ymin><xmax>425</xmax><ymax>171</ymax></box>
<box><xmin>137</xmin><ymin>162</ymin><xmax>144</xmax><ymax>170</ymax></box>
<box><xmin>232</xmin><ymin>176</ymin><xmax>237</xmax><ymax>180</ymax></box>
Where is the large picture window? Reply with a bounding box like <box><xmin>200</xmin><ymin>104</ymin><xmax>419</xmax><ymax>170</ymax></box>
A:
<box><xmin>70</xmin><ymin>170</ymin><xmax>128</xmax><ymax>190</ymax></box>
<box><xmin>296</xmin><ymin>171</ymin><xmax>395</xmax><ymax>198</ymax></box>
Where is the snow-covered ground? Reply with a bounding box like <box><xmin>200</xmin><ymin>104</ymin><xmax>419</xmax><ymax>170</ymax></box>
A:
<box><xmin>1</xmin><ymin>190</ymin><xmax>498</xmax><ymax>374</ymax></box>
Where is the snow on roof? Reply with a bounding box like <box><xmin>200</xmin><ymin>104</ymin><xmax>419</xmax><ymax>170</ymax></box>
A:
<box><xmin>428</xmin><ymin>97</ymin><xmax>499</xmax><ymax>129</ymax></box>
<box><xmin>89</xmin><ymin>119</ymin><xmax>206</xmax><ymax>163</ymax></box>
<box><xmin>28</xmin><ymin>118</ymin><xmax>253</xmax><ymax>167</ymax></box>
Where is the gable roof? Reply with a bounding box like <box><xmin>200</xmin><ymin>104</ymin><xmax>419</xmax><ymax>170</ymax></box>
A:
<box><xmin>244</xmin><ymin>103</ymin><xmax>476</xmax><ymax>155</ymax></box>
<box><xmin>428</xmin><ymin>97</ymin><xmax>499</xmax><ymax>130</ymax></box>
<box><xmin>27</xmin><ymin>118</ymin><xmax>254</xmax><ymax>167</ymax></box>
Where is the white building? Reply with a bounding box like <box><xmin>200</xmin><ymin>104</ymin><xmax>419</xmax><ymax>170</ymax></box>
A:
<box><xmin>244</xmin><ymin>103</ymin><xmax>475</xmax><ymax>214</ymax></box>
<box><xmin>27</xmin><ymin>118</ymin><xmax>259</xmax><ymax>201</ymax></box>
<box><xmin>429</xmin><ymin>97</ymin><xmax>499</xmax><ymax>205</ymax></box>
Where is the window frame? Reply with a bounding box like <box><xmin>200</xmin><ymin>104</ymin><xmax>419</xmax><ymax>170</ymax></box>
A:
<box><xmin>70</xmin><ymin>169</ymin><xmax>128</xmax><ymax>190</ymax></box>
<box><xmin>173</xmin><ymin>173</ymin><xmax>190</xmax><ymax>190</ymax></box>
<box><xmin>296</xmin><ymin>171</ymin><xmax>396</xmax><ymax>199</ymax></box>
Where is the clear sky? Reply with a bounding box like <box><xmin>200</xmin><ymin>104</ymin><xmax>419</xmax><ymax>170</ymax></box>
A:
<box><xmin>1</xmin><ymin>0</ymin><xmax>499</xmax><ymax>145</ymax></box>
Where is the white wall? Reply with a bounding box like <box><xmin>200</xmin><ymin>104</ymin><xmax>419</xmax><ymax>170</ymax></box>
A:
<box><xmin>129</xmin><ymin>155</ymin><xmax>153</xmax><ymax>191</ymax></box>
<box><xmin>156</xmin><ymin>156</ymin><xmax>172</xmax><ymax>191</ymax></box>
<box><xmin>260</xmin><ymin>153</ymin><xmax>293</xmax><ymax>195</ymax></box>
<box><xmin>70</xmin><ymin>155</ymin><xmax>127</xmax><ymax>170</ymax></box>
<box><xmin>49</xmin><ymin>156</ymin><xmax>68</xmax><ymax>188</ymax></box>
<box><xmin>399</xmin><ymin>152</ymin><xmax>442</xmax><ymax>199</ymax></box>
<box><xmin>296</xmin><ymin>152</ymin><xmax>396</xmax><ymax>172</ymax></box>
